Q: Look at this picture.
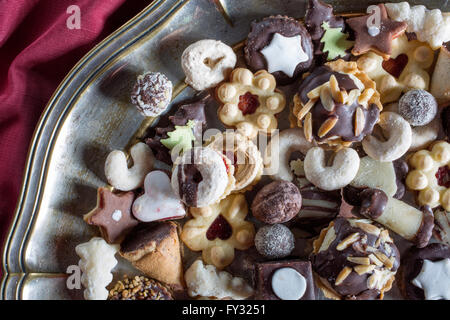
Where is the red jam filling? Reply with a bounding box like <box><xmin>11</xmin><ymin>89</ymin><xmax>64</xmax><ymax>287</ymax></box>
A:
<box><xmin>206</xmin><ymin>214</ymin><xmax>232</xmax><ymax>240</ymax></box>
<box><xmin>382</xmin><ymin>54</ymin><xmax>408</xmax><ymax>78</ymax></box>
<box><xmin>238</xmin><ymin>92</ymin><xmax>260</xmax><ymax>115</ymax></box>
<box><xmin>435</xmin><ymin>166</ymin><xmax>450</xmax><ymax>188</ymax></box>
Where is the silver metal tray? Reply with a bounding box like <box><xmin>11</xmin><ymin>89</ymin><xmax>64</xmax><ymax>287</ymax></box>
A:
<box><xmin>1</xmin><ymin>0</ymin><xmax>448</xmax><ymax>300</ymax></box>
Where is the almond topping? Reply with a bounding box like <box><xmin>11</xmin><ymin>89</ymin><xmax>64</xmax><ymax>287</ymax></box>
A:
<box><xmin>368</xmin><ymin>254</ymin><xmax>383</xmax><ymax>267</ymax></box>
<box><xmin>354</xmin><ymin>107</ymin><xmax>365</xmax><ymax>136</ymax></box>
<box><xmin>374</xmin><ymin>252</ymin><xmax>393</xmax><ymax>269</ymax></box>
<box><xmin>329</xmin><ymin>75</ymin><xmax>341</xmax><ymax>102</ymax></box>
<box><xmin>336</xmin><ymin>89</ymin><xmax>348</xmax><ymax>105</ymax></box>
<box><xmin>358</xmin><ymin>88</ymin><xmax>375</xmax><ymax>108</ymax></box>
<box><xmin>347</xmin><ymin>256</ymin><xmax>370</xmax><ymax>265</ymax></box>
<box><xmin>379</xmin><ymin>229</ymin><xmax>392</xmax><ymax>243</ymax></box>
<box><xmin>318</xmin><ymin>116</ymin><xmax>338</xmax><ymax>138</ymax></box>
<box><xmin>336</xmin><ymin>232</ymin><xmax>360</xmax><ymax>251</ymax></box>
<box><xmin>347</xmin><ymin>89</ymin><xmax>360</xmax><ymax>105</ymax></box>
<box><xmin>297</xmin><ymin>99</ymin><xmax>316</xmax><ymax>121</ymax></box>
<box><xmin>307</xmin><ymin>82</ymin><xmax>329</xmax><ymax>100</ymax></box>
<box><xmin>335</xmin><ymin>267</ymin><xmax>352</xmax><ymax>286</ymax></box>
<box><xmin>320</xmin><ymin>85</ymin><xmax>335</xmax><ymax>112</ymax></box>
<box><xmin>304</xmin><ymin>112</ymin><xmax>313</xmax><ymax>142</ymax></box>
<box><xmin>354</xmin><ymin>264</ymin><xmax>376</xmax><ymax>275</ymax></box>
<box><xmin>355</xmin><ymin>222</ymin><xmax>381</xmax><ymax>236</ymax></box>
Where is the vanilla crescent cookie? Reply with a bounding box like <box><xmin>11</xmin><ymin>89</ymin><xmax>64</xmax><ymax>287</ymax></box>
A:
<box><xmin>217</xmin><ymin>68</ymin><xmax>286</xmax><ymax>138</ymax></box>
<box><xmin>362</xmin><ymin>112</ymin><xmax>412</xmax><ymax>162</ymax></box>
<box><xmin>104</xmin><ymin>142</ymin><xmax>155</xmax><ymax>191</ymax></box>
<box><xmin>303</xmin><ymin>147</ymin><xmax>360</xmax><ymax>191</ymax></box>
<box><xmin>406</xmin><ymin>141</ymin><xmax>450</xmax><ymax>211</ymax></box>
<box><xmin>181</xmin><ymin>194</ymin><xmax>255</xmax><ymax>269</ymax></box>
<box><xmin>182</xmin><ymin>39</ymin><xmax>237</xmax><ymax>91</ymax></box>
<box><xmin>264</xmin><ymin>128</ymin><xmax>315</xmax><ymax>181</ymax></box>
<box><xmin>75</xmin><ymin>237</ymin><xmax>119</xmax><ymax>300</ymax></box>
<box><xmin>205</xmin><ymin>131</ymin><xmax>263</xmax><ymax>193</ymax></box>
<box><xmin>171</xmin><ymin>147</ymin><xmax>235</xmax><ymax>208</ymax></box>
<box><xmin>185</xmin><ymin>260</ymin><xmax>254</xmax><ymax>300</ymax></box>
<box><xmin>356</xmin><ymin>34</ymin><xmax>434</xmax><ymax>104</ymax></box>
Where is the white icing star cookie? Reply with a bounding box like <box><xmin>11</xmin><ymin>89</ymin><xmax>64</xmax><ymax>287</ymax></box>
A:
<box><xmin>412</xmin><ymin>259</ymin><xmax>450</xmax><ymax>300</ymax></box>
<box><xmin>261</xmin><ymin>33</ymin><xmax>309</xmax><ymax>78</ymax></box>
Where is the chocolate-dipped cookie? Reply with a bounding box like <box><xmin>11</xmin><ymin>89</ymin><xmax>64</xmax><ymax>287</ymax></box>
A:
<box><xmin>293</xmin><ymin>60</ymin><xmax>382</xmax><ymax>148</ymax></box>
<box><xmin>311</xmin><ymin>217</ymin><xmax>400</xmax><ymax>300</ymax></box>
<box><xmin>398</xmin><ymin>243</ymin><xmax>450</xmax><ymax>300</ymax></box>
<box><xmin>251</xmin><ymin>180</ymin><xmax>302</xmax><ymax>224</ymax></box>
<box><xmin>254</xmin><ymin>260</ymin><xmax>315</xmax><ymax>300</ymax></box>
<box><xmin>244</xmin><ymin>15</ymin><xmax>313</xmax><ymax>85</ymax></box>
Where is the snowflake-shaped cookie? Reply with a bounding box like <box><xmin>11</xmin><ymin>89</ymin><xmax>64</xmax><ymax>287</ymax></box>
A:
<box><xmin>180</xmin><ymin>193</ymin><xmax>255</xmax><ymax>269</ymax></box>
<box><xmin>217</xmin><ymin>68</ymin><xmax>286</xmax><ymax>138</ymax></box>
<box><xmin>406</xmin><ymin>141</ymin><xmax>450</xmax><ymax>211</ymax></box>
<box><xmin>357</xmin><ymin>34</ymin><xmax>434</xmax><ymax>104</ymax></box>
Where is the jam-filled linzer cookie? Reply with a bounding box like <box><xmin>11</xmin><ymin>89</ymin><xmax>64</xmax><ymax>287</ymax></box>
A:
<box><xmin>181</xmin><ymin>194</ymin><xmax>255</xmax><ymax>269</ymax></box>
<box><xmin>244</xmin><ymin>15</ymin><xmax>313</xmax><ymax>85</ymax></box>
<box><xmin>311</xmin><ymin>218</ymin><xmax>400</xmax><ymax>300</ymax></box>
<box><xmin>398</xmin><ymin>243</ymin><xmax>450</xmax><ymax>300</ymax></box>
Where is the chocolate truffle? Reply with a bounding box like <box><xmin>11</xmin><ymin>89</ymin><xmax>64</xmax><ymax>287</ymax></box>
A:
<box><xmin>398</xmin><ymin>243</ymin><xmax>450</xmax><ymax>300</ymax></box>
<box><xmin>244</xmin><ymin>15</ymin><xmax>313</xmax><ymax>85</ymax></box>
<box><xmin>255</xmin><ymin>224</ymin><xmax>295</xmax><ymax>259</ymax></box>
<box><xmin>398</xmin><ymin>89</ymin><xmax>438</xmax><ymax>126</ymax></box>
<box><xmin>311</xmin><ymin>217</ymin><xmax>400</xmax><ymax>300</ymax></box>
<box><xmin>131</xmin><ymin>72</ymin><xmax>172</xmax><ymax>117</ymax></box>
<box><xmin>251</xmin><ymin>181</ymin><xmax>302</xmax><ymax>224</ymax></box>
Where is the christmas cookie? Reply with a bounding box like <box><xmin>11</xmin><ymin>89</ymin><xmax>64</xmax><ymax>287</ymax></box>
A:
<box><xmin>181</xmin><ymin>194</ymin><xmax>255</xmax><ymax>269</ymax></box>
<box><xmin>205</xmin><ymin>131</ymin><xmax>263</xmax><ymax>193</ymax></box>
<box><xmin>181</xmin><ymin>39</ymin><xmax>237</xmax><ymax>91</ymax></box>
<box><xmin>217</xmin><ymin>68</ymin><xmax>286</xmax><ymax>138</ymax></box>
<box><xmin>244</xmin><ymin>15</ymin><xmax>313</xmax><ymax>85</ymax></box>
<box><xmin>83</xmin><ymin>188</ymin><xmax>137</xmax><ymax>243</ymax></box>
<box><xmin>398</xmin><ymin>89</ymin><xmax>438</xmax><ymax>127</ymax></box>
<box><xmin>431</xmin><ymin>43</ymin><xmax>450</xmax><ymax>103</ymax></box>
<box><xmin>108</xmin><ymin>275</ymin><xmax>173</xmax><ymax>300</ymax></box>
<box><xmin>75</xmin><ymin>237</ymin><xmax>119</xmax><ymax>300</ymax></box>
<box><xmin>251</xmin><ymin>180</ymin><xmax>302</xmax><ymax>224</ymax></box>
<box><xmin>120</xmin><ymin>221</ymin><xmax>184</xmax><ymax>290</ymax></box>
<box><xmin>406</xmin><ymin>141</ymin><xmax>450</xmax><ymax>211</ymax></box>
<box><xmin>254</xmin><ymin>260</ymin><xmax>315</xmax><ymax>300</ymax></box>
<box><xmin>185</xmin><ymin>260</ymin><xmax>254</xmax><ymax>300</ymax></box>
<box><xmin>130</xmin><ymin>72</ymin><xmax>172</xmax><ymax>117</ymax></box>
<box><xmin>398</xmin><ymin>243</ymin><xmax>450</xmax><ymax>300</ymax></box>
<box><xmin>356</xmin><ymin>34</ymin><xmax>435</xmax><ymax>104</ymax></box>
<box><xmin>293</xmin><ymin>59</ymin><xmax>382</xmax><ymax>148</ymax></box>
<box><xmin>171</xmin><ymin>147</ymin><xmax>235</xmax><ymax>208</ymax></box>
<box><xmin>255</xmin><ymin>224</ymin><xmax>295</xmax><ymax>259</ymax></box>
<box><xmin>132</xmin><ymin>170</ymin><xmax>186</xmax><ymax>223</ymax></box>
<box><xmin>311</xmin><ymin>218</ymin><xmax>400</xmax><ymax>300</ymax></box>
<box><xmin>346</xmin><ymin>4</ymin><xmax>407</xmax><ymax>59</ymax></box>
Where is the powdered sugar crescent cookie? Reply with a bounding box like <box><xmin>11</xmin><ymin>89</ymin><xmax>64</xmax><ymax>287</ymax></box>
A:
<box><xmin>217</xmin><ymin>68</ymin><xmax>286</xmax><ymax>138</ymax></box>
<box><xmin>185</xmin><ymin>260</ymin><xmax>254</xmax><ymax>300</ymax></box>
<box><xmin>357</xmin><ymin>34</ymin><xmax>434</xmax><ymax>104</ymax></box>
<box><xmin>205</xmin><ymin>131</ymin><xmax>263</xmax><ymax>193</ymax></box>
<box><xmin>181</xmin><ymin>194</ymin><xmax>255</xmax><ymax>269</ymax></box>
<box><xmin>406</xmin><ymin>141</ymin><xmax>450</xmax><ymax>211</ymax></box>
<box><xmin>75</xmin><ymin>237</ymin><xmax>119</xmax><ymax>300</ymax></box>
<box><xmin>182</xmin><ymin>39</ymin><xmax>237</xmax><ymax>91</ymax></box>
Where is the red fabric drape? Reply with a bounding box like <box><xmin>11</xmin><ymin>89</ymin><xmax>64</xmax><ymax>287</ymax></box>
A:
<box><xmin>0</xmin><ymin>0</ymin><xmax>151</xmax><ymax>277</ymax></box>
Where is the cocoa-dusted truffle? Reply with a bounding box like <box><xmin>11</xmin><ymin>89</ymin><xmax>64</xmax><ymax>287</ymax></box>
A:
<box><xmin>131</xmin><ymin>72</ymin><xmax>172</xmax><ymax>117</ymax></box>
<box><xmin>251</xmin><ymin>181</ymin><xmax>302</xmax><ymax>224</ymax></box>
<box><xmin>255</xmin><ymin>224</ymin><xmax>295</xmax><ymax>259</ymax></box>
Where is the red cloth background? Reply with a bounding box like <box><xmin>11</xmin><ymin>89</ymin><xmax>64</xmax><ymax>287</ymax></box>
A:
<box><xmin>0</xmin><ymin>0</ymin><xmax>150</xmax><ymax>276</ymax></box>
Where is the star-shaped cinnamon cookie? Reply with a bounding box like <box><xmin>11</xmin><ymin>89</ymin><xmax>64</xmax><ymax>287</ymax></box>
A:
<box><xmin>347</xmin><ymin>4</ymin><xmax>407</xmax><ymax>60</ymax></box>
<box><xmin>84</xmin><ymin>187</ymin><xmax>138</xmax><ymax>243</ymax></box>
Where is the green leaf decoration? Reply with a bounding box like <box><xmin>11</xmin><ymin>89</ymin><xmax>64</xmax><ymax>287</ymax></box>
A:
<box><xmin>320</xmin><ymin>21</ymin><xmax>353</xmax><ymax>60</ymax></box>
<box><xmin>161</xmin><ymin>120</ymin><xmax>196</xmax><ymax>153</ymax></box>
